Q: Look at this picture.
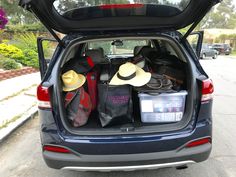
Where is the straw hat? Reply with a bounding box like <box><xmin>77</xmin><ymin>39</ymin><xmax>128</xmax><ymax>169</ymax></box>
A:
<box><xmin>109</xmin><ymin>62</ymin><xmax>151</xmax><ymax>87</ymax></box>
<box><xmin>62</xmin><ymin>70</ymin><xmax>86</xmax><ymax>92</ymax></box>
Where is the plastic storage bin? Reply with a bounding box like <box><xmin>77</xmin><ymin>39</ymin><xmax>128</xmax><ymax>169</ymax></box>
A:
<box><xmin>138</xmin><ymin>91</ymin><xmax>187</xmax><ymax>123</ymax></box>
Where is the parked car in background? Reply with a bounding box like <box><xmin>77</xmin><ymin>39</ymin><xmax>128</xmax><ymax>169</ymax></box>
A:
<box><xmin>200</xmin><ymin>44</ymin><xmax>218</xmax><ymax>59</ymax></box>
<box><xmin>212</xmin><ymin>43</ymin><xmax>231</xmax><ymax>55</ymax></box>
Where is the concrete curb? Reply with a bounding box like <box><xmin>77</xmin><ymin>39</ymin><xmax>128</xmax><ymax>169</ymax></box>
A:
<box><xmin>0</xmin><ymin>106</ymin><xmax>38</xmax><ymax>143</ymax></box>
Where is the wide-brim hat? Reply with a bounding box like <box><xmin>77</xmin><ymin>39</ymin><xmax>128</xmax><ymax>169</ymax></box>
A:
<box><xmin>109</xmin><ymin>62</ymin><xmax>151</xmax><ymax>87</ymax></box>
<box><xmin>62</xmin><ymin>70</ymin><xmax>86</xmax><ymax>92</ymax></box>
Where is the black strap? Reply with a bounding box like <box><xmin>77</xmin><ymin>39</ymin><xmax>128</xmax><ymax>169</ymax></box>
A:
<box><xmin>65</xmin><ymin>89</ymin><xmax>80</xmax><ymax>108</ymax></box>
<box><xmin>117</xmin><ymin>72</ymin><xmax>136</xmax><ymax>81</ymax></box>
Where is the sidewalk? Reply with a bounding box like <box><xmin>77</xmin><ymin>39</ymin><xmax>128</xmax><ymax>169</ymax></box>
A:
<box><xmin>0</xmin><ymin>73</ymin><xmax>40</xmax><ymax>142</ymax></box>
<box><xmin>0</xmin><ymin>73</ymin><xmax>40</xmax><ymax>101</ymax></box>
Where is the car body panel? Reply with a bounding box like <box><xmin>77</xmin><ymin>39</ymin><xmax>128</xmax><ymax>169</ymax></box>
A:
<box><xmin>43</xmin><ymin>145</ymin><xmax>210</xmax><ymax>170</ymax></box>
<box><xmin>39</xmin><ymin>98</ymin><xmax>212</xmax><ymax>169</ymax></box>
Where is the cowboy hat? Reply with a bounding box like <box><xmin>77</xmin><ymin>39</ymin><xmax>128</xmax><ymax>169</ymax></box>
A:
<box><xmin>109</xmin><ymin>62</ymin><xmax>151</xmax><ymax>87</ymax></box>
<box><xmin>62</xmin><ymin>70</ymin><xmax>86</xmax><ymax>92</ymax></box>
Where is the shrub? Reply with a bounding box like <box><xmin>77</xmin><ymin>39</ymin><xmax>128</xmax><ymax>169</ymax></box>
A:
<box><xmin>2</xmin><ymin>39</ymin><xmax>9</xmax><ymax>43</ymax></box>
<box><xmin>0</xmin><ymin>43</ymin><xmax>39</xmax><ymax>68</ymax></box>
<box><xmin>0</xmin><ymin>43</ymin><xmax>24</xmax><ymax>60</ymax></box>
<box><xmin>13</xmin><ymin>32</ymin><xmax>39</xmax><ymax>52</ymax></box>
<box><xmin>13</xmin><ymin>33</ymin><xmax>51</xmax><ymax>68</ymax></box>
<box><xmin>13</xmin><ymin>32</ymin><xmax>50</xmax><ymax>56</ymax></box>
<box><xmin>0</xmin><ymin>58</ymin><xmax>21</xmax><ymax>70</ymax></box>
<box><xmin>20</xmin><ymin>49</ymin><xmax>39</xmax><ymax>68</ymax></box>
<box><xmin>6</xmin><ymin>23</ymin><xmax>46</xmax><ymax>32</ymax></box>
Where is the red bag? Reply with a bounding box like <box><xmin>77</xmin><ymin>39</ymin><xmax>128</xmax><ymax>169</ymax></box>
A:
<box><xmin>65</xmin><ymin>87</ymin><xmax>92</xmax><ymax>127</ymax></box>
<box><xmin>86</xmin><ymin>72</ymin><xmax>98</xmax><ymax>110</ymax></box>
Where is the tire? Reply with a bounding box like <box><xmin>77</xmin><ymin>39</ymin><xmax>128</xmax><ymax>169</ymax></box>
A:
<box><xmin>202</xmin><ymin>54</ymin><xmax>206</xmax><ymax>59</ymax></box>
<box><xmin>212</xmin><ymin>54</ymin><xmax>217</xmax><ymax>59</ymax></box>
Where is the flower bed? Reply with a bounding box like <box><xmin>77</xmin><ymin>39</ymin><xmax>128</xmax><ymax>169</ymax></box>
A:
<box><xmin>0</xmin><ymin>67</ymin><xmax>38</xmax><ymax>81</ymax></box>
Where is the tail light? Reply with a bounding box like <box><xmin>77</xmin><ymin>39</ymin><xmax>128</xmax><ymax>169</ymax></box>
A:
<box><xmin>100</xmin><ymin>4</ymin><xmax>144</xmax><ymax>9</ymax></box>
<box><xmin>37</xmin><ymin>85</ymin><xmax>51</xmax><ymax>109</ymax></box>
<box><xmin>43</xmin><ymin>145</ymin><xmax>71</xmax><ymax>153</ymax></box>
<box><xmin>186</xmin><ymin>137</ymin><xmax>211</xmax><ymax>148</ymax></box>
<box><xmin>201</xmin><ymin>79</ymin><xmax>214</xmax><ymax>102</ymax></box>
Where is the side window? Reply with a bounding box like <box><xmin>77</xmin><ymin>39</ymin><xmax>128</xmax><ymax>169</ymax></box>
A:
<box><xmin>37</xmin><ymin>37</ymin><xmax>58</xmax><ymax>79</ymax></box>
<box><xmin>187</xmin><ymin>31</ymin><xmax>204</xmax><ymax>58</ymax></box>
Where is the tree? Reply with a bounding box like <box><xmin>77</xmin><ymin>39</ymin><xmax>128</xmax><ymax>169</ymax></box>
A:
<box><xmin>178</xmin><ymin>0</ymin><xmax>189</xmax><ymax>10</ymax></box>
<box><xmin>0</xmin><ymin>0</ymin><xmax>38</xmax><ymax>25</ymax></box>
<box><xmin>200</xmin><ymin>0</ymin><xmax>236</xmax><ymax>29</ymax></box>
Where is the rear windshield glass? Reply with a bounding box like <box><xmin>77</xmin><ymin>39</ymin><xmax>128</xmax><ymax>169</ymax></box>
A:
<box><xmin>87</xmin><ymin>39</ymin><xmax>148</xmax><ymax>56</ymax></box>
<box><xmin>54</xmin><ymin>0</ymin><xmax>191</xmax><ymax>19</ymax></box>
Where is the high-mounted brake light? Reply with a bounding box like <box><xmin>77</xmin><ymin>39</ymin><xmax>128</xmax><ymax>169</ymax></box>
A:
<box><xmin>100</xmin><ymin>4</ymin><xmax>144</xmax><ymax>9</ymax></box>
<box><xmin>43</xmin><ymin>145</ymin><xmax>71</xmax><ymax>153</ymax></box>
<box><xmin>201</xmin><ymin>79</ymin><xmax>214</xmax><ymax>102</ymax></box>
<box><xmin>186</xmin><ymin>137</ymin><xmax>211</xmax><ymax>148</ymax></box>
<box><xmin>37</xmin><ymin>85</ymin><xmax>51</xmax><ymax>109</ymax></box>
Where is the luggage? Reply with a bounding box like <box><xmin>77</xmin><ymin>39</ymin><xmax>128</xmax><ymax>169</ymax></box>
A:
<box><xmin>62</xmin><ymin>56</ymin><xmax>95</xmax><ymax>74</ymax></box>
<box><xmin>157</xmin><ymin>66</ymin><xmax>185</xmax><ymax>84</ymax></box>
<box><xmin>65</xmin><ymin>87</ymin><xmax>92</xmax><ymax>127</ymax></box>
<box><xmin>138</xmin><ymin>91</ymin><xmax>188</xmax><ymax>123</ymax></box>
<box><xmin>86</xmin><ymin>71</ymin><xmax>98</xmax><ymax>110</ymax></box>
<box><xmin>99</xmin><ymin>63</ymin><xmax>120</xmax><ymax>83</ymax></box>
<box><xmin>135</xmin><ymin>74</ymin><xmax>175</xmax><ymax>93</ymax></box>
<box><xmin>98</xmin><ymin>84</ymin><xmax>133</xmax><ymax>127</ymax></box>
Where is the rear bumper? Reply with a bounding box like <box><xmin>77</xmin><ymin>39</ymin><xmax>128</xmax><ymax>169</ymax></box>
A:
<box><xmin>43</xmin><ymin>143</ymin><xmax>211</xmax><ymax>171</ymax></box>
<box><xmin>40</xmin><ymin>101</ymin><xmax>213</xmax><ymax>171</ymax></box>
<box><xmin>62</xmin><ymin>161</ymin><xmax>195</xmax><ymax>172</ymax></box>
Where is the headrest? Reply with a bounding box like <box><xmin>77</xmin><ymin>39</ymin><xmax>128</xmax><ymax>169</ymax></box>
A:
<box><xmin>85</xmin><ymin>48</ymin><xmax>106</xmax><ymax>64</ymax></box>
<box><xmin>62</xmin><ymin>56</ymin><xmax>94</xmax><ymax>74</ymax></box>
<box><xmin>139</xmin><ymin>46</ymin><xmax>155</xmax><ymax>56</ymax></box>
<box><xmin>133</xmin><ymin>46</ymin><xmax>145</xmax><ymax>56</ymax></box>
<box><xmin>134</xmin><ymin>46</ymin><xmax>158</xmax><ymax>57</ymax></box>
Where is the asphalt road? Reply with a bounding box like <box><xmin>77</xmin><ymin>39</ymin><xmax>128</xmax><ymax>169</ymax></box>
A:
<box><xmin>1</xmin><ymin>55</ymin><xmax>236</xmax><ymax>177</ymax></box>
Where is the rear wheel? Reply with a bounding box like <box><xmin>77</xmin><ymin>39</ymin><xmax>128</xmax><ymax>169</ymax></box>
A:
<box><xmin>212</xmin><ymin>54</ymin><xmax>217</xmax><ymax>59</ymax></box>
<box><xmin>202</xmin><ymin>54</ymin><xmax>206</xmax><ymax>59</ymax></box>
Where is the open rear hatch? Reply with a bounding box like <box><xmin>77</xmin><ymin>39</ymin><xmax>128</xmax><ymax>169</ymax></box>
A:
<box><xmin>55</xmin><ymin>36</ymin><xmax>197</xmax><ymax>135</ymax></box>
<box><xmin>19</xmin><ymin>0</ymin><xmax>220</xmax><ymax>34</ymax></box>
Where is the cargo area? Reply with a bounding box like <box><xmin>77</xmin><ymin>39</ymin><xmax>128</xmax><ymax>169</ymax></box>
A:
<box><xmin>56</xmin><ymin>36</ymin><xmax>195</xmax><ymax>135</ymax></box>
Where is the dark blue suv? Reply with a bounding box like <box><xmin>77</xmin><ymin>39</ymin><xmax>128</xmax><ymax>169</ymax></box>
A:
<box><xmin>19</xmin><ymin>0</ymin><xmax>218</xmax><ymax>172</ymax></box>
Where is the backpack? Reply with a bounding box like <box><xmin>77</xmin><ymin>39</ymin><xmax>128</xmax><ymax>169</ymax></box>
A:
<box><xmin>65</xmin><ymin>87</ymin><xmax>92</xmax><ymax>127</ymax></box>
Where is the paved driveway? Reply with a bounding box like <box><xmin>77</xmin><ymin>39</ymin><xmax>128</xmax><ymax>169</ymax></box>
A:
<box><xmin>0</xmin><ymin>56</ymin><xmax>236</xmax><ymax>177</ymax></box>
